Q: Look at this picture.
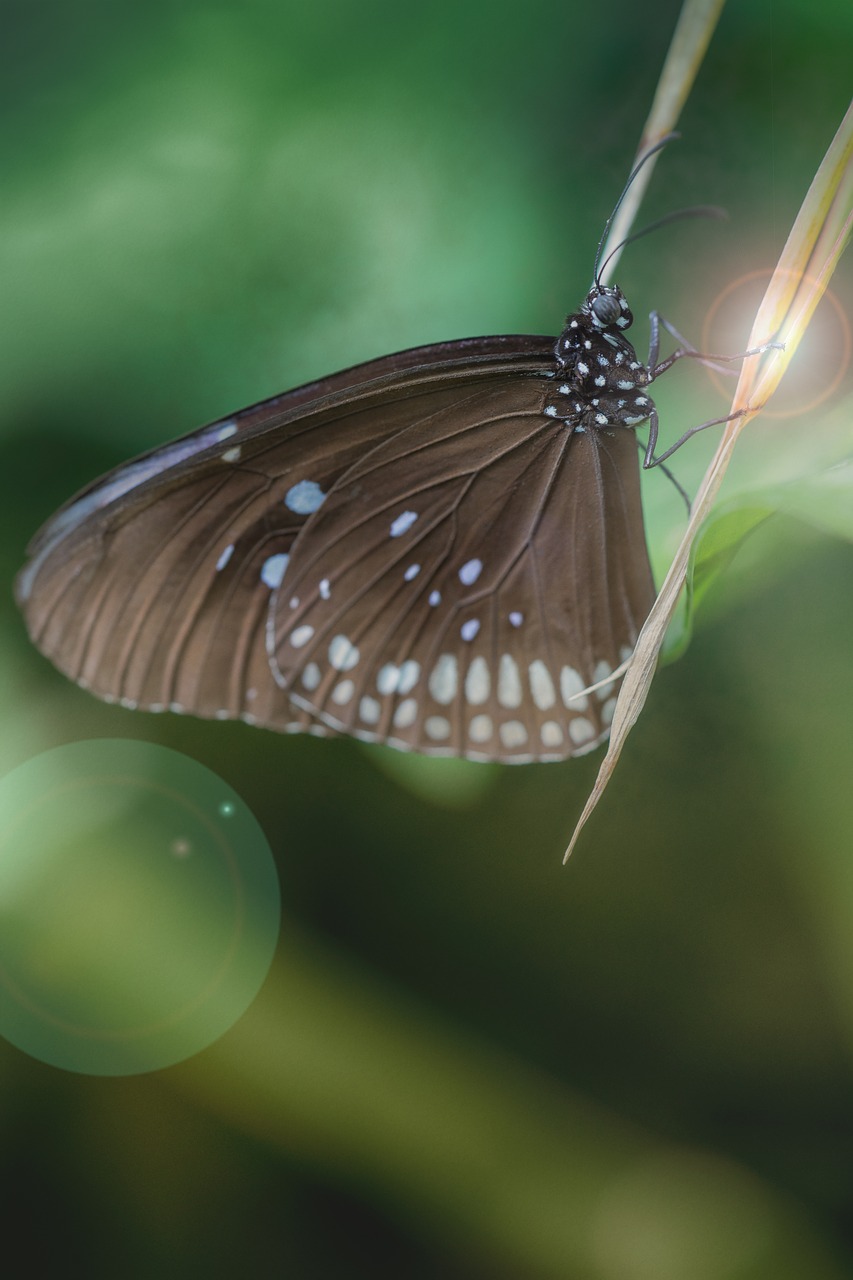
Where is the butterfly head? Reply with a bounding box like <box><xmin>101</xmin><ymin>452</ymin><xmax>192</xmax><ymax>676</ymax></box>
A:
<box><xmin>583</xmin><ymin>284</ymin><xmax>633</xmax><ymax>332</ymax></box>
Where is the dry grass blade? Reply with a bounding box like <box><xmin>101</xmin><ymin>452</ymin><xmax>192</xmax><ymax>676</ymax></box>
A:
<box><xmin>598</xmin><ymin>0</ymin><xmax>726</xmax><ymax>283</ymax></box>
<box><xmin>565</xmin><ymin>99</ymin><xmax>853</xmax><ymax>862</ymax></box>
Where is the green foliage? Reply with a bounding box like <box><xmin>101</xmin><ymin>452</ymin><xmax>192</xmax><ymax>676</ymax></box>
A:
<box><xmin>2</xmin><ymin>1</ymin><xmax>853</xmax><ymax>1277</ymax></box>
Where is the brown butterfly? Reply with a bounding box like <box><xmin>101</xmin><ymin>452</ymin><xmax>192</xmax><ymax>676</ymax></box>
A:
<box><xmin>16</xmin><ymin>140</ymin><xmax>758</xmax><ymax>763</ymax></box>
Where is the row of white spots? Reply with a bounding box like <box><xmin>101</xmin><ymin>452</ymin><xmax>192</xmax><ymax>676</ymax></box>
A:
<box><xmin>293</xmin><ymin>645</ymin><xmax>627</xmax><ymax>746</ymax></box>
<box><xmin>398</xmin><ymin>712</ymin><xmax>602</xmax><ymax>751</ymax></box>
<box><xmin>390</xmin><ymin>510</ymin><xmax>418</xmax><ymax>537</ymax></box>
<box><xmin>306</xmin><ymin>655</ymin><xmax>616</xmax><ymax>714</ymax></box>
<box><xmin>350</xmin><ymin>654</ymin><xmax>615</xmax><ymax>718</ymax></box>
<box><xmin>469</xmin><ymin>716</ymin><xmax>597</xmax><ymax>750</ymax></box>
<box><xmin>285</xmin><ymin>479</ymin><xmax>326</xmax><ymax>515</ymax></box>
<box><xmin>376</xmin><ymin>659</ymin><xmax>420</xmax><ymax>695</ymax></box>
<box><xmin>289</xmin><ymin>629</ymin><xmax>361</xmax><ymax>674</ymax></box>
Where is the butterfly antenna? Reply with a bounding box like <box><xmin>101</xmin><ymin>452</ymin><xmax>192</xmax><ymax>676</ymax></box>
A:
<box><xmin>596</xmin><ymin>205</ymin><xmax>728</xmax><ymax>283</ymax></box>
<box><xmin>592</xmin><ymin>133</ymin><xmax>681</xmax><ymax>287</ymax></box>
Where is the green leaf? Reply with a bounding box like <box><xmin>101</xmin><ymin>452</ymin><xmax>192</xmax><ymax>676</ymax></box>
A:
<box><xmin>664</xmin><ymin>457</ymin><xmax>853</xmax><ymax>660</ymax></box>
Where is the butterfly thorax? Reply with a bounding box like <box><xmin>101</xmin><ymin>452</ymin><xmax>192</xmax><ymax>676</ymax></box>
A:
<box><xmin>548</xmin><ymin>284</ymin><xmax>654</xmax><ymax>434</ymax></box>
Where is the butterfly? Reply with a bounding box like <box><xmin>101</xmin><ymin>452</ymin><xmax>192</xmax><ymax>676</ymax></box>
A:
<box><xmin>18</xmin><ymin>142</ymin><xmax>742</xmax><ymax>764</ymax></box>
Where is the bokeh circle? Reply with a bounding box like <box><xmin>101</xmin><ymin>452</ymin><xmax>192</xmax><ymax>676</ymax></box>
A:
<box><xmin>701</xmin><ymin>268</ymin><xmax>851</xmax><ymax>418</ymax></box>
<box><xmin>0</xmin><ymin>740</ymin><xmax>280</xmax><ymax>1075</ymax></box>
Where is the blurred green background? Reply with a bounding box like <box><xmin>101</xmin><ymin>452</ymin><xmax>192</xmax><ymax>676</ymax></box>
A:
<box><xmin>2</xmin><ymin>1</ymin><xmax>853</xmax><ymax>1276</ymax></box>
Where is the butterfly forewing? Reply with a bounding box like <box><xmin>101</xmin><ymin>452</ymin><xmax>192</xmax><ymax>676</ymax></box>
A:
<box><xmin>18</xmin><ymin>337</ymin><xmax>585</xmax><ymax>744</ymax></box>
<box><xmin>271</xmin><ymin>378</ymin><xmax>654</xmax><ymax>761</ymax></box>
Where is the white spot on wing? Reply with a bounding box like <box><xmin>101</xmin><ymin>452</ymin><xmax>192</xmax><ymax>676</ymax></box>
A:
<box><xmin>260</xmin><ymin>552</ymin><xmax>289</xmax><ymax>588</ymax></box>
<box><xmin>329</xmin><ymin>634</ymin><xmax>360</xmax><ymax>670</ymax></box>
<box><xmin>404</xmin><ymin>563</ymin><xmax>421</xmax><ymax>581</ymax></box>
<box><xmin>376</xmin><ymin>663</ymin><xmax>400</xmax><ymax>695</ymax></box>
<box><xmin>508</xmin><ymin>611</ymin><xmax>523</xmax><ymax>628</ymax></box>
<box><xmin>285</xmin><ymin>479</ymin><xmax>326</xmax><ymax>514</ymax></box>
<box><xmin>464</xmin><ymin>656</ymin><xmax>490</xmax><ymax>705</ymax></box>
<box><xmin>500</xmin><ymin>720</ymin><xmax>527</xmax><ymax>749</ymax></box>
<box><xmin>360</xmin><ymin>696</ymin><xmax>381</xmax><ymax>725</ymax></box>
<box><xmin>216</xmin><ymin>544</ymin><xmax>235</xmax><ymax>572</ymax></box>
<box><xmin>592</xmin><ymin>660</ymin><xmax>615</xmax><ymax>697</ymax></box>
<box><xmin>393</xmin><ymin>698</ymin><xmax>417</xmax><ymax>728</ymax></box>
<box><xmin>528</xmin><ymin>660</ymin><xmax>556</xmax><ymax>711</ymax></box>
<box><xmin>291</xmin><ymin>624</ymin><xmax>314</xmax><ymax>648</ymax></box>
<box><xmin>302</xmin><ymin>662</ymin><xmax>321</xmax><ymax>691</ymax></box>
<box><xmin>390</xmin><ymin>510</ymin><xmax>418</xmax><ymax>537</ymax></box>
<box><xmin>469</xmin><ymin>714</ymin><xmax>492</xmax><ymax>743</ymax></box>
<box><xmin>568</xmin><ymin>717</ymin><xmax>596</xmax><ymax>745</ymax></box>
<box><xmin>458</xmin><ymin>558</ymin><xmax>483</xmax><ymax>586</ymax></box>
<box><xmin>397</xmin><ymin>660</ymin><xmax>420</xmax><ymax>694</ymax></box>
<box><xmin>560</xmin><ymin>666</ymin><xmax>589</xmax><ymax>710</ymax></box>
<box><xmin>429</xmin><ymin>654</ymin><xmax>458</xmax><ymax>705</ymax></box>
<box><xmin>331</xmin><ymin>679</ymin><xmax>355</xmax><ymax>705</ymax></box>
<box><xmin>541</xmin><ymin>721</ymin><xmax>564</xmax><ymax>748</ymax></box>
<box><xmin>460</xmin><ymin>619</ymin><xmax>480</xmax><ymax>642</ymax></box>
<box><xmin>222</xmin><ymin>445</ymin><xmax>241</xmax><ymax>462</ymax></box>
<box><xmin>319</xmin><ymin>577</ymin><xmax>331</xmax><ymax>599</ymax></box>
<box><xmin>425</xmin><ymin>715</ymin><xmax>451</xmax><ymax>741</ymax></box>
<box><xmin>428</xmin><ymin>590</ymin><xmax>441</xmax><ymax>607</ymax></box>
<box><xmin>497</xmin><ymin>654</ymin><xmax>522</xmax><ymax>708</ymax></box>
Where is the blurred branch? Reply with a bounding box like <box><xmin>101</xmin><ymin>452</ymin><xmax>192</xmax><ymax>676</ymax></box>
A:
<box><xmin>176</xmin><ymin>928</ymin><xmax>844</xmax><ymax>1279</ymax></box>
<box><xmin>599</xmin><ymin>0</ymin><xmax>727</xmax><ymax>283</ymax></box>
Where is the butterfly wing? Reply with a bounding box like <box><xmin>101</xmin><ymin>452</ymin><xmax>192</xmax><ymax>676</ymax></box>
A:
<box><xmin>16</xmin><ymin>336</ymin><xmax>564</xmax><ymax>742</ymax></box>
<box><xmin>270</xmin><ymin>383</ymin><xmax>655</xmax><ymax>762</ymax></box>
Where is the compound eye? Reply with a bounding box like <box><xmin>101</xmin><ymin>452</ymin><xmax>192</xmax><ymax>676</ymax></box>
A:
<box><xmin>591</xmin><ymin>293</ymin><xmax>622</xmax><ymax>325</ymax></box>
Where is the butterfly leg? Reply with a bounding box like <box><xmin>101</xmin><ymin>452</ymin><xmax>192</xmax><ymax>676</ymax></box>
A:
<box><xmin>642</xmin><ymin>405</ymin><xmax>750</xmax><ymax>469</ymax></box>
<box><xmin>647</xmin><ymin>311</ymin><xmax>782</xmax><ymax>380</ymax></box>
<box><xmin>636</xmin><ymin>436</ymin><xmax>691</xmax><ymax>513</ymax></box>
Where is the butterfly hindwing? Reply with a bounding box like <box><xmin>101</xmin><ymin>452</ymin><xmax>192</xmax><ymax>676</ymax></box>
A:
<box><xmin>271</xmin><ymin>380</ymin><xmax>655</xmax><ymax>761</ymax></box>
